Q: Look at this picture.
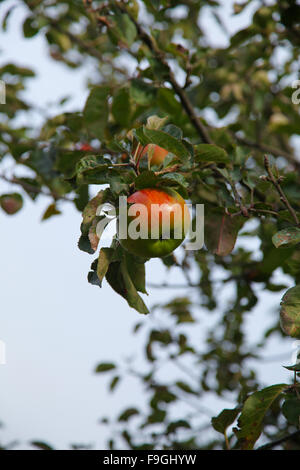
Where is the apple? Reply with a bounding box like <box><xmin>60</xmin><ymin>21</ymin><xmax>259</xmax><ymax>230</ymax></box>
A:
<box><xmin>119</xmin><ymin>188</ymin><xmax>190</xmax><ymax>258</ymax></box>
<box><xmin>141</xmin><ymin>144</ymin><xmax>170</xmax><ymax>166</ymax></box>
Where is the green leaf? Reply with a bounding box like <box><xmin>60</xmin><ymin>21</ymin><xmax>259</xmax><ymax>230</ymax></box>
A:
<box><xmin>30</xmin><ymin>441</ymin><xmax>54</xmax><ymax>450</ymax></box>
<box><xmin>105</xmin><ymin>259</ymin><xmax>149</xmax><ymax>314</ymax></box>
<box><xmin>0</xmin><ymin>193</ymin><xmax>23</xmax><ymax>215</ymax></box>
<box><xmin>130</xmin><ymin>79</ymin><xmax>157</xmax><ymax>105</ymax></box>
<box><xmin>23</xmin><ymin>16</ymin><xmax>39</xmax><ymax>38</ymax></box>
<box><xmin>134</xmin><ymin>170</ymin><xmax>159</xmax><ymax>190</ymax></box>
<box><xmin>78</xmin><ymin>234</ymin><xmax>94</xmax><ymax>254</ymax></box>
<box><xmin>211</xmin><ymin>408</ymin><xmax>240</xmax><ymax>434</ymax></box>
<box><xmin>205</xmin><ymin>210</ymin><xmax>243</xmax><ymax>256</ymax></box>
<box><xmin>125</xmin><ymin>253</ymin><xmax>147</xmax><ymax>294</ymax></box>
<box><xmin>157</xmin><ymin>88</ymin><xmax>182</xmax><ymax>117</ymax></box>
<box><xmin>235</xmin><ymin>384</ymin><xmax>287</xmax><ymax>449</ymax></box>
<box><xmin>175</xmin><ymin>381</ymin><xmax>197</xmax><ymax>395</ymax></box>
<box><xmin>109</xmin><ymin>375</ymin><xmax>120</xmax><ymax>392</ymax></box>
<box><xmin>143</xmin><ymin>128</ymin><xmax>190</xmax><ymax>161</ymax></box>
<box><xmin>120</xmin><ymin>259</ymin><xmax>149</xmax><ymax>314</ymax></box>
<box><xmin>272</xmin><ymin>227</ymin><xmax>300</xmax><ymax>249</ymax></box>
<box><xmin>95</xmin><ymin>362</ymin><xmax>116</xmax><ymax>373</ymax></box>
<box><xmin>110</xmin><ymin>11</ymin><xmax>137</xmax><ymax>47</ymax></box>
<box><xmin>282</xmin><ymin>397</ymin><xmax>300</xmax><ymax>426</ymax></box>
<box><xmin>283</xmin><ymin>363</ymin><xmax>300</xmax><ymax>371</ymax></box>
<box><xmin>194</xmin><ymin>144</ymin><xmax>229</xmax><ymax>163</ymax></box>
<box><xmin>280</xmin><ymin>285</ymin><xmax>300</xmax><ymax>338</ymax></box>
<box><xmin>76</xmin><ymin>155</ymin><xmax>112</xmax><ymax>185</ymax></box>
<box><xmin>112</xmin><ymin>87</ymin><xmax>131</xmax><ymax>127</ymax></box>
<box><xmin>118</xmin><ymin>408</ymin><xmax>139</xmax><ymax>422</ymax></box>
<box><xmin>83</xmin><ymin>86</ymin><xmax>110</xmax><ymax>139</ymax></box>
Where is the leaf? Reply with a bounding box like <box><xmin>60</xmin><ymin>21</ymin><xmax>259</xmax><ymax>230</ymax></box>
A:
<box><xmin>120</xmin><ymin>260</ymin><xmax>149</xmax><ymax>314</ymax></box>
<box><xmin>30</xmin><ymin>441</ymin><xmax>54</xmax><ymax>450</ymax></box>
<box><xmin>112</xmin><ymin>87</ymin><xmax>131</xmax><ymax>127</ymax></box>
<box><xmin>95</xmin><ymin>362</ymin><xmax>116</xmax><ymax>373</ymax></box>
<box><xmin>272</xmin><ymin>227</ymin><xmax>300</xmax><ymax>249</ymax></box>
<box><xmin>105</xmin><ymin>259</ymin><xmax>149</xmax><ymax>314</ymax></box>
<box><xmin>134</xmin><ymin>170</ymin><xmax>159</xmax><ymax>190</ymax></box>
<box><xmin>83</xmin><ymin>86</ymin><xmax>110</xmax><ymax>139</ymax></box>
<box><xmin>130</xmin><ymin>79</ymin><xmax>157</xmax><ymax>105</ymax></box>
<box><xmin>110</xmin><ymin>11</ymin><xmax>137</xmax><ymax>47</ymax></box>
<box><xmin>109</xmin><ymin>375</ymin><xmax>120</xmax><ymax>391</ymax></box>
<box><xmin>118</xmin><ymin>408</ymin><xmax>139</xmax><ymax>422</ymax></box>
<box><xmin>23</xmin><ymin>16</ymin><xmax>39</xmax><ymax>38</ymax></box>
<box><xmin>167</xmin><ymin>420</ymin><xmax>190</xmax><ymax>434</ymax></box>
<box><xmin>163</xmin><ymin>124</ymin><xmax>183</xmax><ymax>140</ymax></box>
<box><xmin>157</xmin><ymin>88</ymin><xmax>182</xmax><ymax>117</ymax></box>
<box><xmin>194</xmin><ymin>144</ymin><xmax>229</xmax><ymax>163</ymax></box>
<box><xmin>282</xmin><ymin>397</ymin><xmax>300</xmax><ymax>426</ymax></box>
<box><xmin>143</xmin><ymin>128</ymin><xmax>190</xmax><ymax>161</ymax></box>
<box><xmin>211</xmin><ymin>408</ymin><xmax>240</xmax><ymax>434</ymax></box>
<box><xmin>280</xmin><ymin>285</ymin><xmax>300</xmax><ymax>338</ymax></box>
<box><xmin>76</xmin><ymin>155</ymin><xmax>115</xmax><ymax>185</ymax></box>
<box><xmin>283</xmin><ymin>363</ymin><xmax>300</xmax><ymax>371</ymax></box>
<box><xmin>97</xmin><ymin>248</ymin><xmax>114</xmax><ymax>285</ymax></box>
<box><xmin>125</xmin><ymin>253</ymin><xmax>148</xmax><ymax>294</ymax></box>
<box><xmin>78</xmin><ymin>234</ymin><xmax>95</xmax><ymax>254</ymax></box>
<box><xmin>41</xmin><ymin>203</ymin><xmax>61</xmax><ymax>221</ymax></box>
<box><xmin>81</xmin><ymin>190</ymin><xmax>107</xmax><ymax>233</ymax></box>
<box><xmin>235</xmin><ymin>384</ymin><xmax>287</xmax><ymax>449</ymax></box>
<box><xmin>175</xmin><ymin>381</ymin><xmax>197</xmax><ymax>395</ymax></box>
<box><xmin>205</xmin><ymin>211</ymin><xmax>243</xmax><ymax>256</ymax></box>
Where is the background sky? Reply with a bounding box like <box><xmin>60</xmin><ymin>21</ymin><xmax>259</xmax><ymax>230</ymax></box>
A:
<box><xmin>0</xmin><ymin>0</ymin><xmax>296</xmax><ymax>450</ymax></box>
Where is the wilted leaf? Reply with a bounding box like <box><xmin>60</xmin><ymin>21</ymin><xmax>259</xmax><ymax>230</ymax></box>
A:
<box><xmin>97</xmin><ymin>248</ymin><xmax>114</xmax><ymax>285</ymax></box>
<box><xmin>41</xmin><ymin>203</ymin><xmax>61</xmax><ymax>221</ymax></box>
<box><xmin>272</xmin><ymin>227</ymin><xmax>300</xmax><ymax>249</ymax></box>
<box><xmin>280</xmin><ymin>285</ymin><xmax>300</xmax><ymax>338</ymax></box>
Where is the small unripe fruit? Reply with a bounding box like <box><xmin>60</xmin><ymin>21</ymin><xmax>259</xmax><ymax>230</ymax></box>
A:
<box><xmin>141</xmin><ymin>144</ymin><xmax>170</xmax><ymax>166</ymax></box>
<box><xmin>0</xmin><ymin>193</ymin><xmax>23</xmax><ymax>215</ymax></box>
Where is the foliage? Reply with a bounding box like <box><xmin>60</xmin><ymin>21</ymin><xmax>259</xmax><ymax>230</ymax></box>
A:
<box><xmin>1</xmin><ymin>0</ymin><xmax>300</xmax><ymax>450</ymax></box>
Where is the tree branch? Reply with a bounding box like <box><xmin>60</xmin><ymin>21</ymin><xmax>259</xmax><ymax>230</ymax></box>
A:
<box><xmin>114</xmin><ymin>3</ymin><xmax>213</xmax><ymax>144</ymax></box>
<box><xmin>264</xmin><ymin>155</ymin><xmax>299</xmax><ymax>225</ymax></box>
<box><xmin>257</xmin><ymin>430</ymin><xmax>300</xmax><ymax>450</ymax></box>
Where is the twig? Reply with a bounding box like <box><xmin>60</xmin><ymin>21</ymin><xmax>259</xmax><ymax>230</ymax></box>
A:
<box><xmin>113</xmin><ymin>3</ymin><xmax>213</xmax><ymax>144</ymax></box>
<box><xmin>257</xmin><ymin>430</ymin><xmax>300</xmax><ymax>450</ymax></box>
<box><xmin>264</xmin><ymin>155</ymin><xmax>299</xmax><ymax>225</ymax></box>
<box><xmin>0</xmin><ymin>174</ymin><xmax>73</xmax><ymax>202</ymax></box>
<box><xmin>235</xmin><ymin>135</ymin><xmax>300</xmax><ymax>171</ymax></box>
